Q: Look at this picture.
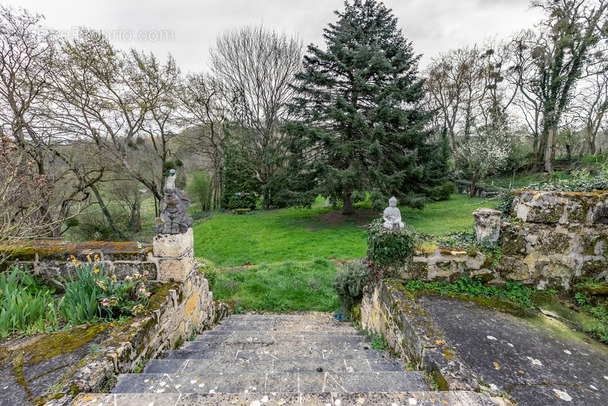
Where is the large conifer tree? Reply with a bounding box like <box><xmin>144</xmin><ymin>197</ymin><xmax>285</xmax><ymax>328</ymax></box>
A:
<box><xmin>286</xmin><ymin>0</ymin><xmax>445</xmax><ymax>214</ymax></box>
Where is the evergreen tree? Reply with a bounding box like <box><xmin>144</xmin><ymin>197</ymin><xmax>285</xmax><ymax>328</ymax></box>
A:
<box><xmin>286</xmin><ymin>0</ymin><xmax>445</xmax><ymax>214</ymax></box>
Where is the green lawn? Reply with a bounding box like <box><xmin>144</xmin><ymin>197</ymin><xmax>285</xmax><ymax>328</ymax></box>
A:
<box><xmin>402</xmin><ymin>194</ymin><xmax>497</xmax><ymax>235</ymax></box>
<box><xmin>193</xmin><ymin>194</ymin><xmax>496</xmax><ymax>266</ymax></box>
<box><xmin>193</xmin><ymin>207</ymin><xmax>371</xmax><ymax>267</ymax></box>
<box><xmin>212</xmin><ymin>259</ymin><xmax>340</xmax><ymax>313</ymax></box>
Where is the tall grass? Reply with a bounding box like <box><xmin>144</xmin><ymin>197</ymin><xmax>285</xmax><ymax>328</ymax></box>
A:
<box><xmin>56</xmin><ymin>262</ymin><xmax>101</xmax><ymax>325</ymax></box>
<box><xmin>0</xmin><ymin>267</ymin><xmax>58</xmax><ymax>338</ymax></box>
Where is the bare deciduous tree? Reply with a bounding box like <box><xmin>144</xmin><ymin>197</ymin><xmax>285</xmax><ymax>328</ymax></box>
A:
<box><xmin>210</xmin><ymin>25</ymin><xmax>302</xmax><ymax>208</ymax></box>
<box><xmin>177</xmin><ymin>73</ymin><xmax>225</xmax><ymax>209</ymax></box>
<box><xmin>0</xmin><ymin>136</ymin><xmax>54</xmax><ymax>242</ymax></box>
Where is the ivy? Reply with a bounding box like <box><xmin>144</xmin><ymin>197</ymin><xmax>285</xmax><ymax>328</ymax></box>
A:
<box><xmin>366</xmin><ymin>219</ymin><xmax>418</xmax><ymax>266</ymax></box>
<box><xmin>524</xmin><ymin>166</ymin><xmax>608</xmax><ymax>192</ymax></box>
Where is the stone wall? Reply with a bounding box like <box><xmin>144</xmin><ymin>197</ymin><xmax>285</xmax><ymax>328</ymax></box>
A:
<box><xmin>0</xmin><ymin>231</ymin><xmax>230</xmax><ymax>405</ymax></box>
<box><xmin>45</xmin><ymin>262</ymin><xmax>229</xmax><ymax>405</ymax></box>
<box><xmin>358</xmin><ymin>279</ymin><xmax>478</xmax><ymax>391</ymax></box>
<box><xmin>0</xmin><ymin>240</ymin><xmax>160</xmax><ymax>283</ymax></box>
<box><xmin>385</xmin><ymin>190</ymin><xmax>608</xmax><ymax>290</ymax></box>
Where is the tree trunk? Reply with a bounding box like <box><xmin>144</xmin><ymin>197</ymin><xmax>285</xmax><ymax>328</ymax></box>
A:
<box><xmin>544</xmin><ymin>126</ymin><xmax>555</xmax><ymax>173</ymax></box>
<box><xmin>469</xmin><ymin>176</ymin><xmax>477</xmax><ymax>198</ymax></box>
<box><xmin>91</xmin><ymin>184</ymin><xmax>127</xmax><ymax>240</ymax></box>
<box><xmin>342</xmin><ymin>186</ymin><xmax>354</xmax><ymax>215</ymax></box>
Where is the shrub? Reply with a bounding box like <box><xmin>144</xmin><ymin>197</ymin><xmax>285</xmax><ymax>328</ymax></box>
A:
<box><xmin>367</xmin><ymin>219</ymin><xmax>418</xmax><ymax>266</ymax></box>
<box><xmin>332</xmin><ymin>260</ymin><xmax>370</xmax><ymax>318</ymax></box>
<box><xmin>429</xmin><ymin>181</ymin><xmax>456</xmax><ymax>201</ymax></box>
<box><xmin>196</xmin><ymin>257</ymin><xmax>218</xmax><ymax>290</ymax></box>
<box><xmin>228</xmin><ymin>193</ymin><xmax>257</xmax><ymax>210</ymax></box>
<box><xmin>525</xmin><ymin>166</ymin><xmax>608</xmax><ymax>192</ymax></box>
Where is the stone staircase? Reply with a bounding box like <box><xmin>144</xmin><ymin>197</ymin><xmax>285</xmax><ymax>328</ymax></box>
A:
<box><xmin>71</xmin><ymin>313</ymin><xmax>496</xmax><ymax>405</ymax></box>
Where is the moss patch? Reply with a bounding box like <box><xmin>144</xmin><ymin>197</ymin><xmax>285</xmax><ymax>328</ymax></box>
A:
<box><xmin>26</xmin><ymin>324</ymin><xmax>111</xmax><ymax>364</ymax></box>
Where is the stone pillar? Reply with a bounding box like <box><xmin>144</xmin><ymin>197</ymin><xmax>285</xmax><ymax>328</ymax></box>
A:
<box><xmin>153</xmin><ymin>228</ymin><xmax>195</xmax><ymax>282</ymax></box>
<box><xmin>472</xmin><ymin>208</ymin><xmax>502</xmax><ymax>247</ymax></box>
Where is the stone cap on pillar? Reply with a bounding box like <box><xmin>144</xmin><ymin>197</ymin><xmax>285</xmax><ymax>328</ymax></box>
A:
<box><xmin>153</xmin><ymin>228</ymin><xmax>194</xmax><ymax>258</ymax></box>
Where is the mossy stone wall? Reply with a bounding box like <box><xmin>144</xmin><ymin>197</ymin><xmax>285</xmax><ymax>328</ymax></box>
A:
<box><xmin>384</xmin><ymin>191</ymin><xmax>608</xmax><ymax>290</ymax></box>
<box><xmin>0</xmin><ymin>240</ymin><xmax>159</xmax><ymax>282</ymax></box>
<box><xmin>44</xmin><ymin>270</ymin><xmax>228</xmax><ymax>404</ymax></box>
<box><xmin>358</xmin><ymin>280</ymin><xmax>478</xmax><ymax>391</ymax></box>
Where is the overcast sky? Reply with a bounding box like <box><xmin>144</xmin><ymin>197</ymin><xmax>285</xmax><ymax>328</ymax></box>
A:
<box><xmin>6</xmin><ymin>0</ymin><xmax>543</xmax><ymax>72</ymax></box>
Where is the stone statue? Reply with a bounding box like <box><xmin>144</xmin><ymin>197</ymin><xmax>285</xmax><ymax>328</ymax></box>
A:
<box><xmin>155</xmin><ymin>169</ymin><xmax>193</xmax><ymax>234</ymax></box>
<box><xmin>382</xmin><ymin>196</ymin><xmax>405</xmax><ymax>229</ymax></box>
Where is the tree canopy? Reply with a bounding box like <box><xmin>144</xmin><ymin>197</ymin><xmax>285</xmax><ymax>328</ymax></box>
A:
<box><xmin>286</xmin><ymin>0</ymin><xmax>446</xmax><ymax>214</ymax></box>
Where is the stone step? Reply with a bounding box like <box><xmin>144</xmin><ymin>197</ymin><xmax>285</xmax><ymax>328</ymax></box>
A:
<box><xmin>181</xmin><ymin>336</ymin><xmax>375</xmax><ymax>352</ymax></box>
<box><xmin>72</xmin><ymin>390</ymin><xmax>498</xmax><ymax>406</ymax></box>
<box><xmin>212</xmin><ymin>316</ymin><xmax>357</xmax><ymax>333</ymax></box>
<box><xmin>112</xmin><ymin>371</ymin><xmax>430</xmax><ymax>394</ymax></box>
<box><xmin>199</xmin><ymin>329</ymin><xmax>365</xmax><ymax>338</ymax></box>
<box><xmin>144</xmin><ymin>356</ymin><xmax>407</xmax><ymax>374</ymax></box>
<box><xmin>165</xmin><ymin>345</ymin><xmax>394</xmax><ymax>361</ymax></box>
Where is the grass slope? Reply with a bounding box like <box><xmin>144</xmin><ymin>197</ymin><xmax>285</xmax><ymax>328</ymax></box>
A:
<box><xmin>402</xmin><ymin>194</ymin><xmax>496</xmax><ymax>235</ymax></box>
<box><xmin>212</xmin><ymin>259</ymin><xmax>340</xmax><ymax>313</ymax></box>
<box><xmin>193</xmin><ymin>194</ymin><xmax>496</xmax><ymax>267</ymax></box>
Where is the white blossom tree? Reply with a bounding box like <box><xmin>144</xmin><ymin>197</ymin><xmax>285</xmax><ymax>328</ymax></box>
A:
<box><xmin>455</xmin><ymin>120</ymin><xmax>512</xmax><ymax>197</ymax></box>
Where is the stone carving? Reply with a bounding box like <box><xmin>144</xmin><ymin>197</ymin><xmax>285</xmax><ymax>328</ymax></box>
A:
<box><xmin>383</xmin><ymin>196</ymin><xmax>405</xmax><ymax>229</ymax></box>
<box><xmin>156</xmin><ymin>169</ymin><xmax>193</xmax><ymax>234</ymax></box>
<box><xmin>472</xmin><ymin>208</ymin><xmax>502</xmax><ymax>246</ymax></box>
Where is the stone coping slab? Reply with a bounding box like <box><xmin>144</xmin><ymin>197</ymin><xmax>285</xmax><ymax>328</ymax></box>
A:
<box><xmin>72</xmin><ymin>390</ymin><xmax>497</xmax><ymax>405</ymax></box>
<box><xmin>0</xmin><ymin>240</ymin><xmax>152</xmax><ymax>263</ymax></box>
<box><xmin>419</xmin><ymin>293</ymin><xmax>608</xmax><ymax>406</ymax></box>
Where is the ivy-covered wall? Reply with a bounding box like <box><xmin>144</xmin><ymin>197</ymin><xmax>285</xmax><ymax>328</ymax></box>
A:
<box><xmin>386</xmin><ymin>191</ymin><xmax>608</xmax><ymax>290</ymax></box>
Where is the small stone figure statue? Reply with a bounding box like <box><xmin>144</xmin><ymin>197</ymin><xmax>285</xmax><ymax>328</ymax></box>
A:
<box><xmin>382</xmin><ymin>196</ymin><xmax>405</xmax><ymax>230</ymax></box>
<box><xmin>155</xmin><ymin>169</ymin><xmax>193</xmax><ymax>234</ymax></box>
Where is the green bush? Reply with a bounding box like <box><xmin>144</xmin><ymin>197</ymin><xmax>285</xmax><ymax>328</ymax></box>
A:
<box><xmin>228</xmin><ymin>193</ymin><xmax>257</xmax><ymax>210</ymax></box>
<box><xmin>332</xmin><ymin>260</ymin><xmax>369</xmax><ymax>318</ymax></box>
<box><xmin>525</xmin><ymin>166</ymin><xmax>608</xmax><ymax>192</ymax></box>
<box><xmin>367</xmin><ymin>219</ymin><xmax>418</xmax><ymax>266</ymax></box>
<box><xmin>196</xmin><ymin>257</ymin><xmax>218</xmax><ymax>290</ymax></box>
<box><xmin>429</xmin><ymin>181</ymin><xmax>456</xmax><ymax>201</ymax></box>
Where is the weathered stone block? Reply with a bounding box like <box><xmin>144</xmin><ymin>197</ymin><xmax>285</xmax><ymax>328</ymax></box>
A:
<box><xmin>472</xmin><ymin>208</ymin><xmax>502</xmax><ymax>246</ymax></box>
<box><xmin>533</xmin><ymin>260</ymin><xmax>576</xmax><ymax>290</ymax></box>
<box><xmin>536</xmin><ymin>231</ymin><xmax>572</xmax><ymax>255</ymax></box>
<box><xmin>158</xmin><ymin>252</ymin><xmax>195</xmax><ymax>282</ymax></box>
<box><xmin>580</xmin><ymin>233</ymin><xmax>608</xmax><ymax>256</ymax></box>
<box><xmin>397</xmin><ymin>259</ymin><xmax>428</xmax><ymax>280</ymax></box>
<box><xmin>496</xmin><ymin>257</ymin><xmax>531</xmax><ymax>282</ymax></box>
<box><xmin>578</xmin><ymin>258</ymin><xmax>608</xmax><ymax>281</ymax></box>
<box><xmin>153</xmin><ymin>228</ymin><xmax>193</xmax><ymax>258</ymax></box>
<box><xmin>501</xmin><ymin>225</ymin><xmax>528</xmax><ymax>256</ymax></box>
<box><xmin>512</xmin><ymin>190</ymin><xmax>608</xmax><ymax>225</ymax></box>
<box><xmin>185</xmin><ymin>291</ymin><xmax>199</xmax><ymax>318</ymax></box>
<box><xmin>113</xmin><ymin>262</ymin><xmax>158</xmax><ymax>281</ymax></box>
